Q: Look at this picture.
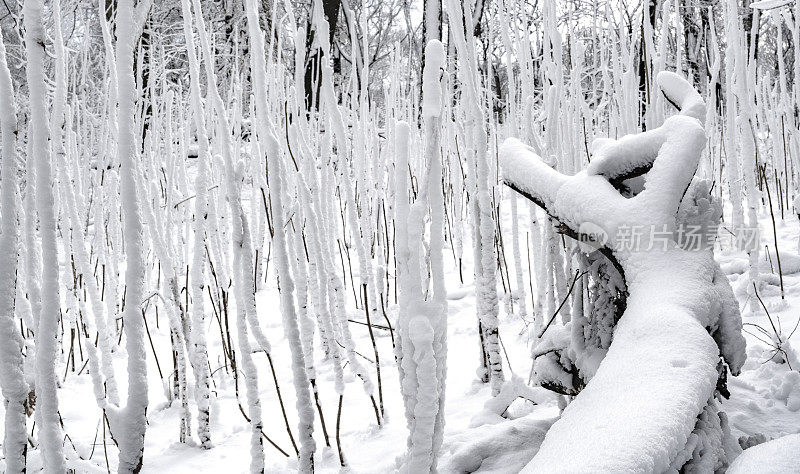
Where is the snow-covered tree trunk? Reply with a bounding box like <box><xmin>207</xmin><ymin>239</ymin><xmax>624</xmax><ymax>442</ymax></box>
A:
<box><xmin>263</xmin><ymin>136</ymin><xmax>317</xmax><ymax>472</ymax></box>
<box><xmin>141</xmin><ymin>177</ymin><xmax>192</xmax><ymax>441</ymax></box>
<box><xmin>179</xmin><ymin>0</ymin><xmax>212</xmax><ymax>447</ymax></box>
<box><xmin>0</xmin><ymin>28</ymin><xmax>29</xmax><ymax>474</ymax></box>
<box><xmin>23</xmin><ymin>0</ymin><xmax>67</xmax><ymax>469</ymax></box>
<box><xmin>54</xmin><ymin>0</ymin><xmax>121</xmax><ymax>418</ymax></box>
<box><xmin>508</xmin><ymin>193</ymin><xmax>528</xmax><ymax>320</ymax></box>
<box><xmin>231</xmin><ymin>222</ymin><xmax>266</xmax><ymax>473</ymax></box>
<box><xmin>395</xmin><ymin>39</ymin><xmax>448</xmax><ymax>473</ymax></box>
<box><xmin>103</xmin><ymin>170</ymin><xmax>123</xmax><ymax>343</ymax></box>
<box><xmin>60</xmin><ymin>160</ymin><xmax>111</xmax><ymax>403</ymax></box>
<box><xmin>244</xmin><ymin>0</ymin><xmax>316</xmax><ymax>470</ymax></box>
<box><xmin>112</xmin><ymin>1</ymin><xmax>153</xmax><ymax>471</ymax></box>
<box><xmin>445</xmin><ymin>0</ymin><xmax>503</xmax><ymax>395</ymax></box>
<box><xmin>723</xmin><ymin>0</ymin><xmax>745</xmax><ymax>231</ymax></box>
<box><xmin>296</xmin><ymin>158</ymin><xmax>346</xmax><ymax>397</ymax></box>
<box><xmin>319</xmin><ymin>45</ymin><xmax>377</xmax><ymax>404</ymax></box>
<box><xmin>22</xmin><ymin>148</ymin><xmax>42</xmax><ymax>336</ymax></box>
<box><xmin>182</xmin><ymin>0</ymin><xmax>268</xmax><ymax>468</ymax></box>
<box><xmin>730</xmin><ymin>4</ymin><xmax>761</xmax><ymax>304</ymax></box>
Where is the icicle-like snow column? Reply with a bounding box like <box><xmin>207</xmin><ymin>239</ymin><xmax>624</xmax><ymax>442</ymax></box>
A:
<box><xmin>178</xmin><ymin>0</ymin><xmax>212</xmax><ymax>447</ymax></box>
<box><xmin>395</xmin><ymin>39</ymin><xmax>448</xmax><ymax>474</ymax></box>
<box><xmin>445</xmin><ymin>0</ymin><xmax>503</xmax><ymax>395</ymax></box>
<box><xmin>109</xmin><ymin>1</ymin><xmax>153</xmax><ymax>471</ymax></box>
<box><xmin>726</xmin><ymin>0</ymin><xmax>761</xmax><ymax>304</ymax></box>
<box><xmin>54</xmin><ymin>0</ymin><xmax>120</xmax><ymax>419</ymax></box>
<box><xmin>313</xmin><ymin>21</ymin><xmax>380</xmax><ymax>422</ymax></box>
<box><xmin>23</xmin><ymin>0</ymin><xmax>67</xmax><ymax>469</ymax></box>
<box><xmin>181</xmin><ymin>0</ymin><xmax>269</xmax><ymax>468</ymax></box>
<box><xmin>501</xmin><ymin>72</ymin><xmax>747</xmax><ymax>472</ymax></box>
<box><xmin>315</xmin><ymin>30</ymin><xmax>379</xmax><ymax>411</ymax></box>
<box><xmin>263</xmin><ymin>136</ymin><xmax>317</xmax><ymax>473</ymax></box>
<box><xmin>0</xmin><ymin>28</ymin><xmax>28</xmax><ymax>474</ymax></box>
<box><xmin>723</xmin><ymin>0</ymin><xmax>745</xmax><ymax>231</ymax></box>
<box><xmin>244</xmin><ymin>0</ymin><xmax>316</xmax><ymax>470</ymax></box>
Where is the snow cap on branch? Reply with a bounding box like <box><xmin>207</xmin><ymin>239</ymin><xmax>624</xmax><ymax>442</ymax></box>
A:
<box><xmin>656</xmin><ymin>71</ymin><xmax>706</xmax><ymax>125</ymax></box>
<box><xmin>422</xmin><ymin>40</ymin><xmax>445</xmax><ymax>118</ymax></box>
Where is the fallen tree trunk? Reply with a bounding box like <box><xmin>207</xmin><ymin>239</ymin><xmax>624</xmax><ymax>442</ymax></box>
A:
<box><xmin>500</xmin><ymin>72</ymin><xmax>746</xmax><ymax>472</ymax></box>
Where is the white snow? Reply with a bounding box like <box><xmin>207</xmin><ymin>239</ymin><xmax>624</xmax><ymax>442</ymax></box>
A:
<box><xmin>3</xmin><ymin>2</ymin><xmax>800</xmax><ymax>473</ymax></box>
<box><xmin>728</xmin><ymin>433</ymin><xmax>800</xmax><ymax>473</ymax></box>
<box><xmin>749</xmin><ymin>0</ymin><xmax>794</xmax><ymax>10</ymax></box>
<box><xmin>502</xmin><ymin>74</ymin><xmax>747</xmax><ymax>472</ymax></box>
<box><xmin>422</xmin><ymin>40</ymin><xmax>445</xmax><ymax>118</ymax></box>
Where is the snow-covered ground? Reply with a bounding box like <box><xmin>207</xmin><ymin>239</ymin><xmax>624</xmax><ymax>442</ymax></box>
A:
<box><xmin>3</xmin><ymin>200</ymin><xmax>799</xmax><ymax>473</ymax></box>
<box><xmin>718</xmin><ymin>217</ymin><xmax>800</xmax><ymax>447</ymax></box>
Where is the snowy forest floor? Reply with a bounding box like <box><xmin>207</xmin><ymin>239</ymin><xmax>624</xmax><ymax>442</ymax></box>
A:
<box><xmin>3</xmin><ymin>197</ymin><xmax>800</xmax><ymax>473</ymax></box>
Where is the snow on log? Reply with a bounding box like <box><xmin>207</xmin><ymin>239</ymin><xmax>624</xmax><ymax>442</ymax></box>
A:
<box><xmin>523</xmin><ymin>251</ymin><xmax>729</xmax><ymax>472</ymax></box>
<box><xmin>656</xmin><ymin>71</ymin><xmax>706</xmax><ymax>125</ymax></box>
<box><xmin>587</xmin><ymin>72</ymin><xmax>707</xmax><ymax>184</ymax></box>
<box><xmin>469</xmin><ymin>375</ymin><xmax>554</xmax><ymax>428</ymax></box>
<box><xmin>501</xmin><ymin>73</ymin><xmax>746</xmax><ymax>472</ymax></box>
<box><xmin>728</xmin><ymin>433</ymin><xmax>800</xmax><ymax>473</ymax></box>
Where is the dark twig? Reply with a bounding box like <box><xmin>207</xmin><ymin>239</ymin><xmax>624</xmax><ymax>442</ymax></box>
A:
<box><xmin>538</xmin><ymin>270</ymin><xmax>585</xmax><ymax>339</ymax></box>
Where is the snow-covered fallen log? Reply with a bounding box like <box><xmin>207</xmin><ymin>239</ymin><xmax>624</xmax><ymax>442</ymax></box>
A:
<box><xmin>728</xmin><ymin>433</ymin><xmax>800</xmax><ymax>473</ymax></box>
<box><xmin>500</xmin><ymin>72</ymin><xmax>747</xmax><ymax>472</ymax></box>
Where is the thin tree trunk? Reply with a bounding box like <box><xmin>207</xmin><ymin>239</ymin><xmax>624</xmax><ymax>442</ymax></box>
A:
<box><xmin>0</xmin><ymin>27</ymin><xmax>29</xmax><ymax>474</ymax></box>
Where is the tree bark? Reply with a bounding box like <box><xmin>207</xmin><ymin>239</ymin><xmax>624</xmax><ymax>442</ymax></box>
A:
<box><xmin>304</xmin><ymin>0</ymin><xmax>341</xmax><ymax>111</ymax></box>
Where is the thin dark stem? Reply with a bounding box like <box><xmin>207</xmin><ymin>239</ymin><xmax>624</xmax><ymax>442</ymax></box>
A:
<box><xmin>538</xmin><ymin>270</ymin><xmax>585</xmax><ymax>339</ymax></box>
<box><xmin>310</xmin><ymin>379</ymin><xmax>331</xmax><ymax>447</ymax></box>
<box><xmin>336</xmin><ymin>394</ymin><xmax>346</xmax><ymax>467</ymax></box>
<box><xmin>362</xmin><ymin>284</ymin><xmax>384</xmax><ymax>417</ymax></box>
<box><xmin>265</xmin><ymin>352</ymin><xmax>299</xmax><ymax>455</ymax></box>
